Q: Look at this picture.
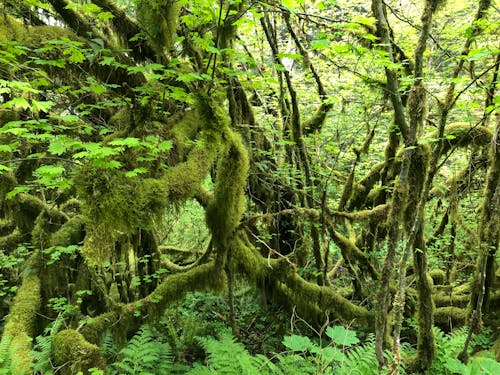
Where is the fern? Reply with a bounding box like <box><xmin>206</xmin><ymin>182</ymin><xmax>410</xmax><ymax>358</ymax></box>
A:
<box><xmin>31</xmin><ymin>314</ymin><xmax>65</xmax><ymax>375</ymax></box>
<box><xmin>0</xmin><ymin>335</ymin><xmax>12</xmax><ymax>375</ymax></box>
<box><xmin>100</xmin><ymin>330</ymin><xmax>118</xmax><ymax>364</ymax></box>
<box><xmin>427</xmin><ymin>326</ymin><xmax>468</xmax><ymax>374</ymax></box>
<box><xmin>337</xmin><ymin>334</ymin><xmax>389</xmax><ymax>375</ymax></box>
<box><xmin>192</xmin><ymin>329</ymin><xmax>262</xmax><ymax>375</ymax></box>
<box><xmin>183</xmin><ymin>331</ymin><xmax>269</xmax><ymax>374</ymax></box>
<box><xmin>108</xmin><ymin>324</ymin><xmax>173</xmax><ymax>375</ymax></box>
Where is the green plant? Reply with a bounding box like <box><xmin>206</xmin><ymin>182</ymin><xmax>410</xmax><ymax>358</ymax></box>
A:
<box><xmin>0</xmin><ymin>335</ymin><xmax>12</xmax><ymax>375</ymax></box>
<box><xmin>427</xmin><ymin>327</ymin><xmax>500</xmax><ymax>375</ymax></box>
<box><xmin>188</xmin><ymin>329</ymin><xmax>264</xmax><ymax>375</ymax></box>
<box><xmin>31</xmin><ymin>314</ymin><xmax>65</xmax><ymax>375</ymax></box>
<box><xmin>107</xmin><ymin>324</ymin><xmax>173</xmax><ymax>375</ymax></box>
<box><xmin>188</xmin><ymin>326</ymin><xmax>384</xmax><ymax>375</ymax></box>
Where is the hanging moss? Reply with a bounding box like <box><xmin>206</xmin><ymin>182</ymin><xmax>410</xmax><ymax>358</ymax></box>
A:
<box><xmin>0</xmin><ymin>228</ymin><xmax>22</xmax><ymax>251</ymax></box>
<box><xmin>404</xmin><ymin>144</ymin><xmax>430</xmax><ymax>230</ymax></box>
<box><xmin>136</xmin><ymin>0</ymin><xmax>181</xmax><ymax>54</ymax></box>
<box><xmin>0</xmin><ymin>14</ymin><xmax>78</xmax><ymax>45</ymax></box>
<box><xmin>230</xmin><ymin>237</ymin><xmax>372</xmax><ymax>326</ymax></box>
<box><xmin>327</xmin><ymin>225</ymin><xmax>379</xmax><ymax>280</ymax></box>
<box><xmin>51</xmin><ymin>330</ymin><xmax>106</xmax><ymax>375</ymax></box>
<box><xmin>76</xmin><ymin>167</ymin><xmax>168</xmax><ymax>264</ymax></box>
<box><xmin>167</xmin><ymin>109</ymin><xmax>204</xmax><ymax>160</ymax></box>
<box><xmin>0</xmin><ymin>254</ymin><xmax>41</xmax><ymax>375</ymax></box>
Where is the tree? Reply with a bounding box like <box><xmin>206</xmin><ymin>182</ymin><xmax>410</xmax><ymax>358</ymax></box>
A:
<box><xmin>0</xmin><ymin>0</ymin><xmax>498</xmax><ymax>373</ymax></box>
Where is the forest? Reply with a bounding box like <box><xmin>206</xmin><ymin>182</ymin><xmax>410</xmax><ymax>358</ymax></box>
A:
<box><xmin>0</xmin><ymin>0</ymin><xmax>499</xmax><ymax>373</ymax></box>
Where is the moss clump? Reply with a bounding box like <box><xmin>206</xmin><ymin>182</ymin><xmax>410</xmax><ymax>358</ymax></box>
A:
<box><xmin>429</xmin><ymin>269</ymin><xmax>446</xmax><ymax>285</ymax></box>
<box><xmin>433</xmin><ymin>291</ymin><xmax>469</xmax><ymax>308</ymax></box>
<box><xmin>76</xmin><ymin>167</ymin><xmax>168</xmax><ymax>264</ymax></box>
<box><xmin>168</xmin><ymin>109</ymin><xmax>204</xmax><ymax>160</ymax></box>
<box><xmin>0</xmin><ymin>15</ymin><xmax>78</xmax><ymax>46</ymax></box>
<box><xmin>51</xmin><ymin>330</ymin><xmax>106</xmax><ymax>375</ymax></box>
<box><xmin>50</xmin><ymin>215</ymin><xmax>84</xmax><ymax>247</ymax></box>
<box><xmin>206</xmin><ymin>131</ymin><xmax>249</xmax><ymax>250</ymax></box>
<box><xmin>434</xmin><ymin>306</ymin><xmax>467</xmax><ymax>327</ymax></box>
<box><xmin>163</xmin><ymin>131</ymin><xmax>219</xmax><ymax>202</ymax></box>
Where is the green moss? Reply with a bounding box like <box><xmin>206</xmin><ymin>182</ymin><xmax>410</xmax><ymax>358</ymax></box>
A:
<box><xmin>80</xmin><ymin>262</ymin><xmax>224</xmax><ymax>344</ymax></box>
<box><xmin>107</xmin><ymin>107</ymin><xmax>132</xmax><ymax>131</ymax></box>
<box><xmin>0</xmin><ymin>228</ymin><xmax>22</xmax><ymax>251</ymax></box>
<box><xmin>434</xmin><ymin>306</ymin><xmax>467</xmax><ymax>327</ymax></box>
<box><xmin>231</xmin><ymin>238</ymin><xmax>371</xmax><ymax>326</ymax></box>
<box><xmin>168</xmin><ymin>109</ymin><xmax>204</xmax><ymax>159</ymax></box>
<box><xmin>50</xmin><ymin>215</ymin><xmax>84</xmax><ymax>247</ymax></box>
<box><xmin>1</xmin><ymin>254</ymin><xmax>41</xmax><ymax>375</ymax></box>
<box><xmin>51</xmin><ymin>330</ymin><xmax>106</xmax><ymax>375</ymax></box>
<box><xmin>405</xmin><ymin>144</ymin><xmax>430</xmax><ymax>229</ymax></box>
<box><xmin>136</xmin><ymin>0</ymin><xmax>181</xmax><ymax>53</ymax></box>
<box><xmin>0</xmin><ymin>15</ymin><xmax>78</xmax><ymax>45</ymax></box>
<box><xmin>206</xmin><ymin>130</ymin><xmax>249</xmax><ymax>251</ymax></box>
<box><xmin>163</xmin><ymin>132</ymin><xmax>219</xmax><ymax>201</ymax></box>
<box><xmin>76</xmin><ymin>167</ymin><xmax>168</xmax><ymax>264</ymax></box>
<box><xmin>433</xmin><ymin>291</ymin><xmax>469</xmax><ymax>308</ymax></box>
<box><xmin>426</xmin><ymin>123</ymin><xmax>493</xmax><ymax>154</ymax></box>
<box><xmin>429</xmin><ymin>269</ymin><xmax>446</xmax><ymax>285</ymax></box>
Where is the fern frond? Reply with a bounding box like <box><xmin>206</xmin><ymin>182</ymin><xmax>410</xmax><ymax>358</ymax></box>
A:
<box><xmin>31</xmin><ymin>314</ymin><xmax>65</xmax><ymax>375</ymax></box>
<box><xmin>108</xmin><ymin>324</ymin><xmax>173</xmax><ymax>375</ymax></box>
<box><xmin>0</xmin><ymin>335</ymin><xmax>12</xmax><ymax>375</ymax></box>
<box><xmin>197</xmin><ymin>330</ymin><xmax>261</xmax><ymax>375</ymax></box>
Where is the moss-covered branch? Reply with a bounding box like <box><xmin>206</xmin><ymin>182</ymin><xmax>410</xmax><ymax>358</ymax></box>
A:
<box><xmin>0</xmin><ymin>254</ymin><xmax>41</xmax><ymax>375</ymax></box>
<box><xmin>51</xmin><ymin>330</ymin><xmax>106</xmax><ymax>375</ymax></box>
<box><xmin>231</xmin><ymin>235</ymin><xmax>372</xmax><ymax>326</ymax></box>
<box><xmin>80</xmin><ymin>262</ymin><xmax>225</xmax><ymax>344</ymax></box>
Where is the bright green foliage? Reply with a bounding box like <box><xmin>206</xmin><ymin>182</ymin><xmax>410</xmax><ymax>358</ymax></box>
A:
<box><xmin>427</xmin><ymin>327</ymin><xmax>500</xmax><ymax>375</ymax></box>
<box><xmin>108</xmin><ymin>325</ymin><xmax>173</xmax><ymax>375</ymax></box>
<box><xmin>31</xmin><ymin>314</ymin><xmax>65</xmax><ymax>375</ymax></box>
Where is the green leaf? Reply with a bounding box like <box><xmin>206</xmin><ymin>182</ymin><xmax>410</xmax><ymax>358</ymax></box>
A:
<box><xmin>48</xmin><ymin>138</ymin><xmax>67</xmax><ymax>155</ymax></box>
<box><xmin>81</xmin><ymin>3</ymin><xmax>102</xmax><ymax>13</ymax></box>
<box><xmin>282</xmin><ymin>335</ymin><xmax>313</xmax><ymax>351</ymax></box>
<box><xmin>97</xmin><ymin>11</ymin><xmax>114</xmax><ymax>20</ymax></box>
<box><xmin>326</xmin><ymin>326</ymin><xmax>359</xmax><ymax>346</ymax></box>
<box><xmin>158</xmin><ymin>140</ymin><xmax>173</xmax><ymax>151</ymax></box>
<box><xmin>0</xmin><ymin>144</ymin><xmax>12</xmax><ymax>152</ymax></box>
<box><xmin>31</xmin><ymin>100</ymin><xmax>54</xmax><ymax>113</ymax></box>
<box><xmin>109</xmin><ymin>137</ymin><xmax>142</xmax><ymax>148</ymax></box>
<box><xmin>5</xmin><ymin>186</ymin><xmax>31</xmax><ymax>200</ymax></box>
<box><xmin>88</xmin><ymin>84</ymin><xmax>107</xmax><ymax>94</ymax></box>
<box><xmin>320</xmin><ymin>346</ymin><xmax>345</xmax><ymax>362</ymax></box>
<box><xmin>311</xmin><ymin>39</ymin><xmax>330</xmax><ymax>50</ymax></box>
<box><xmin>0</xmin><ymin>164</ymin><xmax>12</xmax><ymax>172</ymax></box>
<box><xmin>2</xmin><ymin>97</ymin><xmax>30</xmax><ymax>110</ymax></box>
<box><xmin>125</xmin><ymin>167</ymin><xmax>148</xmax><ymax>178</ymax></box>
